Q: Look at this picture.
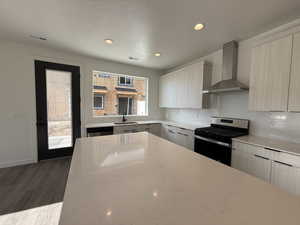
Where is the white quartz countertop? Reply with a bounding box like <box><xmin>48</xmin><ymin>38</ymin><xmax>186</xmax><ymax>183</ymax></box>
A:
<box><xmin>85</xmin><ymin>120</ymin><xmax>209</xmax><ymax>131</ymax></box>
<box><xmin>59</xmin><ymin>132</ymin><xmax>300</xmax><ymax>225</ymax></box>
<box><xmin>233</xmin><ymin>135</ymin><xmax>300</xmax><ymax>156</ymax></box>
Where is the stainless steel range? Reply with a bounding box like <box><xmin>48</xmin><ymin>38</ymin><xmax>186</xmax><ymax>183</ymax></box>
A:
<box><xmin>194</xmin><ymin>117</ymin><xmax>249</xmax><ymax>166</ymax></box>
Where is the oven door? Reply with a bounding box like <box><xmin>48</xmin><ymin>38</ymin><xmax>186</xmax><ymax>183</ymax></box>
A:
<box><xmin>194</xmin><ymin>135</ymin><xmax>232</xmax><ymax>166</ymax></box>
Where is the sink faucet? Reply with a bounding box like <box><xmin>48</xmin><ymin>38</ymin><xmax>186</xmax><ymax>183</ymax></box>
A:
<box><xmin>122</xmin><ymin>114</ymin><xmax>127</xmax><ymax>122</ymax></box>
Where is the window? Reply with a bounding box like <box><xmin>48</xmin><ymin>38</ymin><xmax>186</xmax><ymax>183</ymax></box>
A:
<box><xmin>94</xmin><ymin>93</ymin><xmax>104</xmax><ymax>110</ymax></box>
<box><xmin>92</xmin><ymin>71</ymin><xmax>148</xmax><ymax>117</ymax></box>
<box><xmin>118</xmin><ymin>75</ymin><xmax>133</xmax><ymax>86</ymax></box>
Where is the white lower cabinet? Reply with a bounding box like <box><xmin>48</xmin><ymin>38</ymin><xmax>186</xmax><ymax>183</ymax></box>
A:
<box><xmin>114</xmin><ymin>124</ymin><xmax>161</xmax><ymax>136</ymax></box>
<box><xmin>271</xmin><ymin>160</ymin><xmax>300</xmax><ymax>196</ymax></box>
<box><xmin>161</xmin><ymin>124</ymin><xmax>194</xmax><ymax>151</ymax></box>
<box><xmin>149</xmin><ymin>124</ymin><xmax>161</xmax><ymax>137</ymax></box>
<box><xmin>176</xmin><ymin>128</ymin><xmax>194</xmax><ymax>150</ymax></box>
<box><xmin>114</xmin><ymin>125</ymin><xmax>139</xmax><ymax>134</ymax></box>
<box><xmin>232</xmin><ymin>148</ymin><xmax>271</xmax><ymax>182</ymax></box>
<box><xmin>232</xmin><ymin>140</ymin><xmax>300</xmax><ymax>196</ymax></box>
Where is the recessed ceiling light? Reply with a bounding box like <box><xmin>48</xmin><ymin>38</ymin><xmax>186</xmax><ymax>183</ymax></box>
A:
<box><xmin>106</xmin><ymin>210</ymin><xmax>112</xmax><ymax>216</ymax></box>
<box><xmin>154</xmin><ymin>52</ymin><xmax>161</xmax><ymax>57</ymax></box>
<box><xmin>104</xmin><ymin>39</ymin><xmax>113</xmax><ymax>44</ymax></box>
<box><xmin>194</xmin><ymin>23</ymin><xmax>205</xmax><ymax>31</ymax></box>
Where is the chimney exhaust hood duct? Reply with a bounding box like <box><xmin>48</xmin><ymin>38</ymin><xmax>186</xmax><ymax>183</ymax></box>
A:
<box><xmin>203</xmin><ymin>41</ymin><xmax>249</xmax><ymax>94</ymax></box>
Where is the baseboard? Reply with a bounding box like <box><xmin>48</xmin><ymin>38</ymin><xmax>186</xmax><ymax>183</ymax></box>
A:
<box><xmin>0</xmin><ymin>159</ymin><xmax>36</xmax><ymax>169</ymax></box>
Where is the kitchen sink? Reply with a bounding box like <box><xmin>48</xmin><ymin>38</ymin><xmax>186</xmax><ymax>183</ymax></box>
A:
<box><xmin>114</xmin><ymin>121</ymin><xmax>138</xmax><ymax>125</ymax></box>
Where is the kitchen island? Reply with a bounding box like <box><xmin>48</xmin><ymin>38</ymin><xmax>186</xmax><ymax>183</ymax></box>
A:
<box><xmin>59</xmin><ymin>132</ymin><xmax>300</xmax><ymax>225</ymax></box>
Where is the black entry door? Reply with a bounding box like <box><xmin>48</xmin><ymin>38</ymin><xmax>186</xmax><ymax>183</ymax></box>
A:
<box><xmin>35</xmin><ymin>60</ymin><xmax>81</xmax><ymax>160</ymax></box>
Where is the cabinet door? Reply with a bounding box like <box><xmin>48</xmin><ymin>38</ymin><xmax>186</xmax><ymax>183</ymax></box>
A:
<box><xmin>267</xmin><ymin>35</ymin><xmax>293</xmax><ymax>111</ymax></box>
<box><xmin>175</xmin><ymin>131</ymin><xmax>187</xmax><ymax>148</ymax></box>
<box><xmin>231</xmin><ymin>148</ymin><xmax>271</xmax><ymax>182</ymax></box>
<box><xmin>114</xmin><ymin>125</ymin><xmax>139</xmax><ymax>134</ymax></box>
<box><xmin>288</xmin><ymin>32</ymin><xmax>300</xmax><ymax>112</ymax></box>
<box><xmin>176</xmin><ymin>68</ymin><xmax>188</xmax><ymax>108</ymax></box>
<box><xmin>149</xmin><ymin>124</ymin><xmax>161</xmax><ymax>137</ymax></box>
<box><xmin>185</xmin><ymin>62</ymin><xmax>204</xmax><ymax>108</ymax></box>
<box><xmin>136</xmin><ymin>125</ymin><xmax>148</xmax><ymax>132</ymax></box>
<box><xmin>176</xmin><ymin>129</ymin><xmax>194</xmax><ymax>150</ymax></box>
<box><xmin>166</xmin><ymin>127</ymin><xmax>177</xmax><ymax>143</ymax></box>
<box><xmin>159</xmin><ymin>75</ymin><xmax>167</xmax><ymax>107</ymax></box>
<box><xmin>159</xmin><ymin>61</ymin><xmax>207</xmax><ymax>109</ymax></box>
<box><xmin>160</xmin><ymin>73</ymin><xmax>175</xmax><ymax>108</ymax></box>
<box><xmin>249</xmin><ymin>43</ymin><xmax>270</xmax><ymax>111</ymax></box>
<box><xmin>249</xmin><ymin>35</ymin><xmax>293</xmax><ymax>111</ymax></box>
<box><xmin>271</xmin><ymin>161</ymin><xmax>300</xmax><ymax>196</ymax></box>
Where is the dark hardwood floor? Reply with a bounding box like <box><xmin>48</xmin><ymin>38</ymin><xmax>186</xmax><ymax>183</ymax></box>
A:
<box><xmin>0</xmin><ymin>157</ymin><xmax>71</xmax><ymax>225</ymax></box>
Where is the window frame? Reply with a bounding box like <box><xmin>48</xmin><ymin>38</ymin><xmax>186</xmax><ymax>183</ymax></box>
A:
<box><xmin>118</xmin><ymin>75</ymin><xmax>133</xmax><ymax>87</ymax></box>
<box><xmin>92</xmin><ymin>70</ymin><xmax>149</xmax><ymax>118</ymax></box>
<box><xmin>93</xmin><ymin>93</ymin><xmax>104</xmax><ymax>110</ymax></box>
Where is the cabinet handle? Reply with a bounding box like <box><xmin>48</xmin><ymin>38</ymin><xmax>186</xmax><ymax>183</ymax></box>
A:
<box><xmin>168</xmin><ymin>129</ymin><xmax>175</xmax><ymax>134</ymax></box>
<box><xmin>179</xmin><ymin>127</ymin><xmax>188</xmax><ymax>131</ymax></box>
<box><xmin>254</xmin><ymin>154</ymin><xmax>269</xmax><ymax>160</ymax></box>
<box><xmin>274</xmin><ymin>160</ymin><xmax>293</xmax><ymax>167</ymax></box>
<box><xmin>177</xmin><ymin>132</ymin><xmax>188</xmax><ymax>136</ymax></box>
<box><xmin>264</xmin><ymin>147</ymin><xmax>281</xmax><ymax>153</ymax></box>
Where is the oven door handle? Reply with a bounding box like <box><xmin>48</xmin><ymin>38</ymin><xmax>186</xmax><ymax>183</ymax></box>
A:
<box><xmin>194</xmin><ymin>135</ymin><xmax>231</xmax><ymax>147</ymax></box>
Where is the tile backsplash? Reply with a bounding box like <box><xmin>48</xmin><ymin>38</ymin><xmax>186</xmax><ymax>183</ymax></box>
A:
<box><xmin>165</xmin><ymin>92</ymin><xmax>300</xmax><ymax>144</ymax></box>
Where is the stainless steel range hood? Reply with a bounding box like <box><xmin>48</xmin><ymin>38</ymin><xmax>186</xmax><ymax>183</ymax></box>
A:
<box><xmin>203</xmin><ymin>41</ymin><xmax>248</xmax><ymax>94</ymax></box>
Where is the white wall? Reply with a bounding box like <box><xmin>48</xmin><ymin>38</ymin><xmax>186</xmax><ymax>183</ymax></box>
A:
<box><xmin>165</xmin><ymin>18</ymin><xmax>300</xmax><ymax>144</ymax></box>
<box><xmin>0</xmin><ymin>40</ymin><xmax>163</xmax><ymax>168</ymax></box>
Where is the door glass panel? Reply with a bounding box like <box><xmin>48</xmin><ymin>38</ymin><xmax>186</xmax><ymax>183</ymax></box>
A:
<box><xmin>46</xmin><ymin>69</ymin><xmax>72</xmax><ymax>149</ymax></box>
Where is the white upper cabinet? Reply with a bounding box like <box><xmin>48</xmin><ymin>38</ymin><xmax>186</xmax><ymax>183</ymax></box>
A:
<box><xmin>288</xmin><ymin>32</ymin><xmax>300</xmax><ymax>112</ymax></box>
<box><xmin>249</xmin><ymin>43</ymin><xmax>270</xmax><ymax>111</ymax></box>
<box><xmin>268</xmin><ymin>36</ymin><xmax>293</xmax><ymax>111</ymax></box>
<box><xmin>159</xmin><ymin>61</ymin><xmax>211</xmax><ymax>109</ymax></box>
<box><xmin>249</xmin><ymin>35</ymin><xmax>293</xmax><ymax>111</ymax></box>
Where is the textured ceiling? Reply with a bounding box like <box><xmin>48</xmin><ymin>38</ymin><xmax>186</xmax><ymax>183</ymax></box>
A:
<box><xmin>0</xmin><ymin>0</ymin><xmax>300</xmax><ymax>69</ymax></box>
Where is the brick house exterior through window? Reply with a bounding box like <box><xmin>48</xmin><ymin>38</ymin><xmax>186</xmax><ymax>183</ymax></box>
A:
<box><xmin>92</xmin><ymin>71</ymin><xmax>148</xmax><ymax>116</ymax></box>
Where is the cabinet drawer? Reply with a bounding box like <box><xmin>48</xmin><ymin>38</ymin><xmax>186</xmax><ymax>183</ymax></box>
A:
<box><xmin>176</xmin><ymin>127</ymin><xmax>193</xmax><ymax>136</ymax></box>
<box><xmin>135</xmin><ymin>125</ymin><xmax>150</xmax><ymax>132</ymax></box>
<box><xmin>274</xmin><ymin>152</ymin><xmax>300</xmax><ymax>168</ymax></box>
<box><xmin>232</xmin><ymin>141</ymin><xmax>273</xmax><ymax>159</ymax></box>
<box><xmin>271</xmin><ymin>161</ymin><xmax>300</xmax><ymax>196</ymax></box>
<box><xmin>114</xmin><ymin>125</ymin><xmax>139</xmax><ymax>134</ymax></box>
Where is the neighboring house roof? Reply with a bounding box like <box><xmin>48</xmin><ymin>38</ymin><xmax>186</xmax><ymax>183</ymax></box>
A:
<box><xmin>93</xmin><ymin>85</ymin><xmax>108</xmax><ymax>94</ymax></box>
<box><xmin>93</xmin><ymin>85</ymin><xmax>108</xmax><ymax>90</ymax></box>
<box><xmin>115</xmin><ymin>87</ymin><xmax>137</xmax><ymax>92</ymax></box>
